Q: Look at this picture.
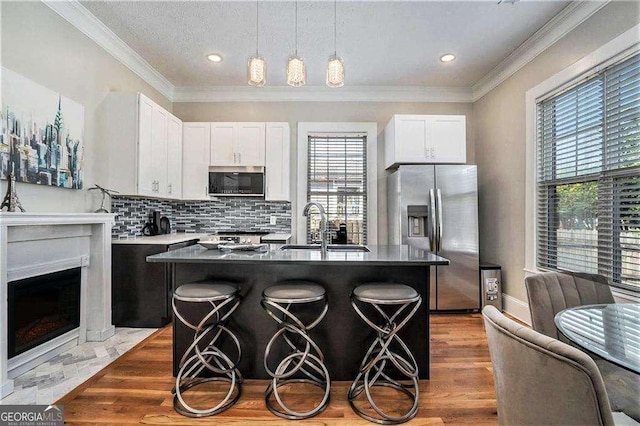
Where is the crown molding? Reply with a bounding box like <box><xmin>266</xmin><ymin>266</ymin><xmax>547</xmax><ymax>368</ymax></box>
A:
<box><xmin>42</xmin><ymin>0</ymin><xmax>175</xmax><ymax>101</ymax></box>
<box><xmin>472</xmin><ymin>0</ymin><xmax>610</xmax><ymax>101</ymax></box>
<box><xmin>172</xmin><ymin>85</ymin><xmax>474</xmax><ymax>103</ymax></box>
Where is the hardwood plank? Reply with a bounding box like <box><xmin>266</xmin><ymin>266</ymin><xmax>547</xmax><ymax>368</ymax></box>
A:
<box><xmin>57</xmin><ymin>313</ymin><xmax>497</xmax><ymax>424</ymax></box>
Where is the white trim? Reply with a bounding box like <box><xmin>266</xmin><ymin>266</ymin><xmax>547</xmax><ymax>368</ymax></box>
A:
<box><xmin>502</xmin><ymin>293</ymin><xmax>532</xmax><ymax>326</ymax></box>
<box><xmin>524</xmin><ymin>24</ymin><xmax>640</xmax><ymax>274</ymax></box>
<box><xmin>42</xmin><ymin>0</ymin><xmax>174</xmax><ymax>101</ymax></box>
<box><xmin>612</xmin><ymin>288</ymin><xmax>640</xmax><ymax>304</ymax></box>
<box><xmin>472</xmin><ymin>1</ymin><xmax>609</xmax><ymax>101</ymax></box>
<box><xmin>7</xmin><ymin>329</ymin><xmax>80</xmax><ymax>379</ymax></box>
<box><xmin>0</xmin><ymin>212</ymin><xmax>115</xmax><ymax>226</ymax></box>
<box><xmin>296</xmin><ymin>122</ymin><xmax>378</xmax><ymax>245</ymax></box>
<box><xmin>173</xmin><ymin>85</ymin><xmax>474</xmax><ymax>103</ymax></box>
<box><xmin>86</xmin><ymin>326</ymin><xmax>116</xmax><ymax>342</ymax></box>
<box><xmin>7</xmin><ymin>256</ymin><xmax>88</xmax><ymax>282</ymax></box>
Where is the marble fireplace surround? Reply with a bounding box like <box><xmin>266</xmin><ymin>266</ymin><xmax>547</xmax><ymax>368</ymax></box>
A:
<box><xmin>0</xmin><ymin>213</ymin><xmax>115</xmax><ymax>398</ymax></box>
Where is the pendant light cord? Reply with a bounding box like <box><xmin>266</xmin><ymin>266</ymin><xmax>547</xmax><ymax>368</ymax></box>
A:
<box><xmin>295</xmin><ymin>0</ymin><xmax>298</xmax><ymax>55</ymax></box>
<box><xmin>256</xmin><ymin>1</ymin><xmax>259</xmax><ymax>55</ymax></box>
<box><xmin>334</xmin><ymin>0</ymin><xmax>337</xmax><ymax>56</ymax></box>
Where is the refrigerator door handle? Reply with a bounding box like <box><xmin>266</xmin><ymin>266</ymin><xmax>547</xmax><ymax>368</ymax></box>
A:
<box><xmin>429</xmin><ymin>188</ymin><xmax>436</xmax><ymax>252</ymax></box>
<box><xmin>437</xmin><ymin>188</ymin><xmax>443</xmax><ymax>251</ymax></box>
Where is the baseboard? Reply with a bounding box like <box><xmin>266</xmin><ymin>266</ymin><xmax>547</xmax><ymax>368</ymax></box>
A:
<box><xmin>502</xmin><ymin>293</ymin><xmax>531</xmax><ymax>326</ymax></box>
<box><xmin>87</xmin><ymin>325</ymin><xmax>116</xmax><ymax>342</ymax></box>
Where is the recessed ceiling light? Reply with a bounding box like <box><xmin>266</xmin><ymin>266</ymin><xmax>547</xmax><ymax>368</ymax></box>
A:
<box><xmin>207</xmin><ymin>53</ymin><xmax>223</xmax><ymax>63</ymax></box>
<box><xmin>440</xmin><ymin>53</ymin><xmax>456</xmax><ymax>63</ymax></box>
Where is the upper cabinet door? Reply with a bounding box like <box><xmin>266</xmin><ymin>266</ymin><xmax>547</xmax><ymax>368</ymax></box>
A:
<box><xmin>210</xmin><ymin>123</ymin><xmax>236</xmax><ymax>165</ymax></box>
<box><xmin>235</xmin><ymin>123</ymin><xmax>265</xmax><ymax>166</ymax></box>
<box><xmin>166</xmin><ymin>114</ymin><xmax>183</xmax><ymax>198</ymax></box>
<box><xmin>396</xmin><ymin>115</ymin><xmax>429</xmax><ymax>163</ymax></box>
<box><xmin>265</xmin><ymin>123</ymin><xmax>290</xmax><ymax>201</ymax></box>
<box><xmin>137</xmin><ymin>95</ymin><xmax>155</xmax><ymax>195</ymax></box>
<box><xmin>426</xmin><ymin>115</ymin><xmax>466</xmax><ymax>164</ymax></box>
<box><xmin>150</xmin><ymin>105</ymin><xmax>168</xmax><ymax>196</ymax></box>
<box><xmin>183</xmin><ymin>123</ymin><xmax>211</xmax><ymax>200</ymax></box>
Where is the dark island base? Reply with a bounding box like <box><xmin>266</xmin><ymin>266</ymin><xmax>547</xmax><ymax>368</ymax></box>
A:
<box><xmin>172</xmin><ymin>263</ymin><xmax>430</xmax><ymax>381</ymax></box>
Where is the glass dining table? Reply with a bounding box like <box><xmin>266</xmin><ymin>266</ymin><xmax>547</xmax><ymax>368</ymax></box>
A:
<box><xmin>555</xmin><ymin>303</ymin><xmax>640</xmax><ymax>375</ymax></box>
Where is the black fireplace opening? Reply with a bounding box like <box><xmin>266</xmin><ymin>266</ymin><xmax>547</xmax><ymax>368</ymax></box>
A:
<box><xmin>8</xmin><ymin>267</ymin><xmax>81</xmax><ymax>359</ymax></box>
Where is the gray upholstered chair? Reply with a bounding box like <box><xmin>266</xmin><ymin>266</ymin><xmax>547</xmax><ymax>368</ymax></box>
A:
<box><xmin>482</xmin><ymin>305</ymin><xmax>638</xmax><ymax>426</ymax></box>
<box><xmin>524</xmin><ymin>271</ymin><xmax>639</xmax><ymax>420</ymax></box>
<box><xmin>524</xmin><ymin>271</ymin><xmax>614</xmax><ymax>342</ymax></box>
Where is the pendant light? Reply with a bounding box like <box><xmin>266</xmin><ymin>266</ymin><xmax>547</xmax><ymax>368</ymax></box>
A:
<box><xmin>248</xmin><ymin>1</ymin><xmax>266</xmax><ymax>86</ymax></box>
<box><xmin>287</xmin><ymin>0</ymin><xmax>306</xmax><ymax>87</ymax></box>
<box><xmin>326</xmin><ymin>0</ymin><xmax>344</xmax><ymax>88</ymax></box>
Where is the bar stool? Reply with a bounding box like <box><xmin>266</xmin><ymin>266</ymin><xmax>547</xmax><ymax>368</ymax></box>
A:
<box><xmin>172</xmin><ymin>281</ymin><xmax>242</xmax><ymax>417</ymax></box>
<box><xmin>261</xmin><ymin>281</ymin><xmax>331</xmax><ymax>419</ymax></box>
<box><xmin>348</xmin><ymin>283</ymin><xmax>422</xmax><ymax>424</ymax></box>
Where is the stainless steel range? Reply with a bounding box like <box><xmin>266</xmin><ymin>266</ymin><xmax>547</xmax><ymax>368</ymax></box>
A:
<box><xmin>209</xmin><ymin>231</ymin><xmax>268</xmax><ymax>245</ymax></box>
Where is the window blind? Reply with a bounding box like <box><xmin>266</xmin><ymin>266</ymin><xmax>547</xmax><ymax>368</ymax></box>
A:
<box><xmin>307</xmin><ymin>134</ymin><xmax>367</xmax><ymax>245</ymax></box>
<box><xmin>536</xmin><ymin>52</ymin><xmax>640</xmax><ymax>290</ymax></box>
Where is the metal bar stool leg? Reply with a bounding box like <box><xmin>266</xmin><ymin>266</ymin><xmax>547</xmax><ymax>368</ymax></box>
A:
<box><xmin>261</xmin><ymin>281</ymin><xmax>331</xmax><ymax>420</ymax></box>
<box><xmin>348</xmin><ymin>283</ymin><xmax>422</xmax><ymax>424</ymax></box>
<box><xmin>172</xmin><ymin>281</ymin><xmax>243</xmax><ymax>417</ymax></box>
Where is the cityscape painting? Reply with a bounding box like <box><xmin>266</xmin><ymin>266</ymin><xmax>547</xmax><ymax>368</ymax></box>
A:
<box><xmin>1</xmin><ymin>67</ymin><xmax>84</xmax><ymax>189</ymax></box>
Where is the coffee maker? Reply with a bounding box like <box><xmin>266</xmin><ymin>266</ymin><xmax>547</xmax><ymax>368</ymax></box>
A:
<box><xmin>141</xmin><ymin>211</ymin><xmax>161</xmax><ymax>236</ymax></box>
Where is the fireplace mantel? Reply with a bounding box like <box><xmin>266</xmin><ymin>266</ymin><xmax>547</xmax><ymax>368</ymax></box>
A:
<box><xmin>0</xmin><ymin>213</ymin><xmax>116</xmax><ymax>398</ymax></box>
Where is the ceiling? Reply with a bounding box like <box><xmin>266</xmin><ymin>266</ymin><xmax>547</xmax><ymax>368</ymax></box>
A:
<box><xmin>80</xmin><ymin>1</ymin><xmax>570</xmax><ymax>89</ymax></box>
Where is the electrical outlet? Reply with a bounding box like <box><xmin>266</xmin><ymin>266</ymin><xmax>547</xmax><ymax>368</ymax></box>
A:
<box><xmin>270</xmin><ymin>215</ymin><xmax>277</xmax><ymax>225</ymax></box>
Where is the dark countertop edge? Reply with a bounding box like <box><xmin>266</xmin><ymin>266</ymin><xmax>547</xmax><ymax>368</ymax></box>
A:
<box><xmin>146</xmin><ymin>257</ymin><xmax>450</xmax><ymax>266</ymax></box>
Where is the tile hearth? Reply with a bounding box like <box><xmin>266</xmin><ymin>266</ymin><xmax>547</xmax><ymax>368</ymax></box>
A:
<box><xmin>0</xmin><ymin>328</ymin><xmax>156</xmax><ymax>405</ymax></box>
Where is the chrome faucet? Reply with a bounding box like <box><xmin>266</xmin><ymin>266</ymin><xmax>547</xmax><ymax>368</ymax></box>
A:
<box><xmin>302</xmin><ymin>202</ymin><xmax>330</xmax><ymax>256</ymax></box>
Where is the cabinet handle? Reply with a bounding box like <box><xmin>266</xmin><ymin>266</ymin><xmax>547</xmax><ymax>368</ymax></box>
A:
<box><xmin>430</xmin><ymin>147</ymin><xmax>435</xmax><ymax>159</ymax></box>
<box><xmin>238</xmin><ymin>152</ymin><xmax>242</xmax><ymax>163</ymax></box>
<box><xmin>234</xmin><ymin>152</ymin><xmax>237</xmax><ymax>163</ymax></box>
<box><xmin>168</xmin><ymin>183</ymin><xmax>172</xmax><ymax>194</ymax></box>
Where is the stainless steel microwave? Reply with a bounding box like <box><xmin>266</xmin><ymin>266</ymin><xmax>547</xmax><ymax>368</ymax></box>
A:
<box><xmin>208</xmin><ymin>166</ymin><xmax>265</xmax><ymax>196</ymax></box>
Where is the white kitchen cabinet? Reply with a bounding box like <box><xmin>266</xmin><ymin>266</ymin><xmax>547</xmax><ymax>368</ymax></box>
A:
<box><xmin>210</xmin><ymin>122</ymin><xmax>265</xmax><ymax>166</ymax></box>
<box><xmin>384</xmin><ymin>114</ymin><xmax>466</xmax><ymax>169</ymax></box>
<box><xmin>265</xmin><ymin>122</ymin><xmax>291</xmax><ymax>201</ymax></box>
<box><xmin>101</xmin><ymin>93</ymin><xmax>182</xmax><ymax>198</ymax></box>
<box><xmin>166</xmin><ymin>114</ymin><xmax>183</xmax><ymax>198</ymax></box>
<box><xmin>182</xmin><ymin>122</ymin><xmax>211</xmax><ymax>200</ymax></box>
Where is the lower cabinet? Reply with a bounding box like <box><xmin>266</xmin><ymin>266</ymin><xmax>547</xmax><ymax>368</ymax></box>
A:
<box><xmin>112</xmin><ymin>240</ymin><xmax>197</xmax><ymax>327</ymax></box>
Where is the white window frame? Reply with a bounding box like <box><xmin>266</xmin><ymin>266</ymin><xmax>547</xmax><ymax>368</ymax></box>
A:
<box><xmin>524</xmin><ymin>24</ymin><xmax>640</xmax><ymax>299</ymax></box>
<box><xmin>296</xmin><ymin>122</ymin><xmax>378</xmax><ymax>245</ymax></box>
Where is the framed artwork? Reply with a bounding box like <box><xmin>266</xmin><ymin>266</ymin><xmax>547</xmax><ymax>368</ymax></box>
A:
<box><xmin>1</xmin><ymin>67</ymin><xmax>84</xmax><ymax>189</ymax></box>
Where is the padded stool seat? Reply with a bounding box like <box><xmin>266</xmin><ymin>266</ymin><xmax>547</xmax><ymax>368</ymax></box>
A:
<box><xmin>174</xmin><ymin>281</ymin><xmax>238</xmax><ymax>302</ymax></box>
<box><xmin>263</xmin><ymin>281</ymin><xmax>325</xmax><ymax>303</ymax></box>
<box><xmin>353</xmin><ymin>283</ymin><xmax>419</xmax><ymax>304</ymax></box>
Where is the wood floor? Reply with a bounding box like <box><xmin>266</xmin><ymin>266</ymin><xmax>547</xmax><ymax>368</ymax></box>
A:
<box><xmin>57</xmin><ymin>314</ymin><xmax>497</xmax><ymax>425</ymax></box>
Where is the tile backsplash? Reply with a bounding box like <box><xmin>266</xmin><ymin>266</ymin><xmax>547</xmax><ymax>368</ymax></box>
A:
<box><xmin>111</xmin><ymin>196</ymin><xmax>291</xmax><ymax>237</ymax></box>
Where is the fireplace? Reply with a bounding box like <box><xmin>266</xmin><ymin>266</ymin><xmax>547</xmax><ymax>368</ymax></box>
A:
<box><xmin>8</xmin><ymin>268</ymin><xmax>81</xmax><ymax>359</ymax></box>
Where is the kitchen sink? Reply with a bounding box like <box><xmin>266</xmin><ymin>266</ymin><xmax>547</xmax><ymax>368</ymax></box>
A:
<box><xmin>279</xmin><ymin>244</ymin><xmax>371</xmax><ymax>252</ymax></box>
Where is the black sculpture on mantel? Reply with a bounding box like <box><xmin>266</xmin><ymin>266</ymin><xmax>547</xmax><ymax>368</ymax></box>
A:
<box><xmin>1</xmin><ymin>163</ymin><xmax>25</xmax><ymax>212</ymax></box>
<box><xmin>88</xmin><ymin>184</ymin><xmax>119</xmax><ymax>213</ymax></box>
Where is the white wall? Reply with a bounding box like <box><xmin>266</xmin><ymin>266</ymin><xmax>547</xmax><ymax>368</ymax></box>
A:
<box><xmin>0</xmin><ymin>2</ymin><xmax>171</xmax><ymax>213</ymax></box>
<box><xmin>474</xmin><ymin>1</ymin><xmax>640</xmax><ymax>303</ymax></box>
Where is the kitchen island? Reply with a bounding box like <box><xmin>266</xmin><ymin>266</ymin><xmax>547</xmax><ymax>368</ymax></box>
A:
<box><xmin>147</xmin><ymin>244</ymin><xmax>448</xmax><ymax>380</ymax></box>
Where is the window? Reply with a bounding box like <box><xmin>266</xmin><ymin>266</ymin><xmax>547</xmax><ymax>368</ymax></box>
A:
<box><xmin>536</xmin><ymin>53</ymin><xmax>640</xmax><ymax>290</ymax></box>
<box><xmin>306</xmin><ymin>134</ymin><xmax>367</xmax><ymax>244</ymax></box>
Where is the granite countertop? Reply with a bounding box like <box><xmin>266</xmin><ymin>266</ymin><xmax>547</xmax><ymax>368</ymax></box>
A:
<box><xmin>147</xmin><ymin>244</ymin><xmax>449</xmax><ymax>266</ymax></box>
<box><xmin>112</xmin><ymin>233</ymin><xmax>210</xmax><ymax>245</ymax></box>
<box><xmin>260</xmin><ymin>233</ymin><xmax>292</xmax><ymax>242</ymax></box>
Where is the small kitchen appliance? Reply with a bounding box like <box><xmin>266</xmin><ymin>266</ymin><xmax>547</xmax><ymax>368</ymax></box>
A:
<box><xmin>208</xmin><ymin>166</ymin><xmax>265</xmax><ymax>196</ymax></box>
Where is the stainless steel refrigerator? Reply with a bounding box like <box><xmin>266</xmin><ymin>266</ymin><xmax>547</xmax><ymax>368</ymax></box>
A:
<box><xmin>387</xmin><ymin>165</ymin><xmax>480</xmax><ymax>311</ymax></box>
